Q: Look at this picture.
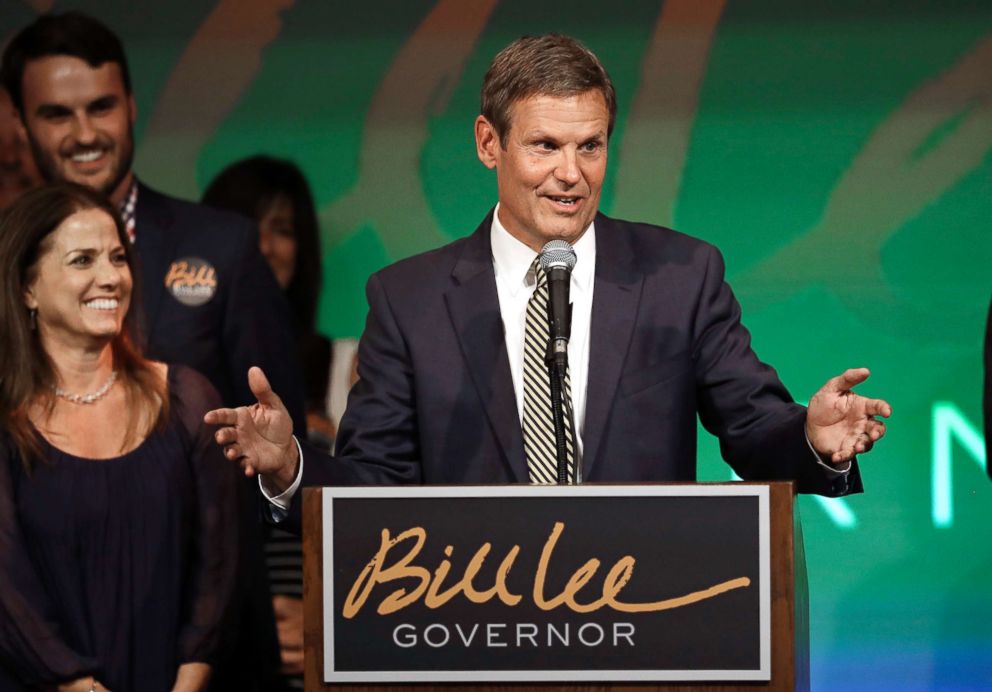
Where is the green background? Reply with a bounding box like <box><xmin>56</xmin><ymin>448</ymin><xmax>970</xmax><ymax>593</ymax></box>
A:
<box><xmin>4</xmin><ymin>2</ymin><xmax>989</xmax><ymax>689</ymax></box>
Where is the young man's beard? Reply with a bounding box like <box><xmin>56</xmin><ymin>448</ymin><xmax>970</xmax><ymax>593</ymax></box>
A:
<box><xmin>26</xmin><ymin>124</ymin><xmax>134</xmax><ymax>200</ymax></box>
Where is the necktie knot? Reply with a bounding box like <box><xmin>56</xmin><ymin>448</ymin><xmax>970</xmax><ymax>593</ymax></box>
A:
<box><xmin>530</xmin><ymin>256</ymin><xmax>547</xmax><ymax>291</ymax></box>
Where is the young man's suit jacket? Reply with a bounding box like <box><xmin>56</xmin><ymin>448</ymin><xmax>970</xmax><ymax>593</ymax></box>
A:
<box><xmin>134</xmin><ymin>182</ymin><xmax>305</xmax><ymax>427</ymax></box>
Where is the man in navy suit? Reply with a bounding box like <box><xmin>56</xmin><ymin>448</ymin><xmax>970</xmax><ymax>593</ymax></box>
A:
<box><xmin>2</xmin><ymin>12</ymin><xmax>304</xmax><ymax>690</ymax></box>
<box><xmin>207</xmin><ymin>35</ymin><xmax>891</xmax><ymax>528</ymax></box>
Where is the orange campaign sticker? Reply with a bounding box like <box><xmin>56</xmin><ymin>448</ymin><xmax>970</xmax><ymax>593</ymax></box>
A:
<box><xmin>164</xmin><ymin>257</ymin><xmax>218</xmax><ymax>307</ymax></box>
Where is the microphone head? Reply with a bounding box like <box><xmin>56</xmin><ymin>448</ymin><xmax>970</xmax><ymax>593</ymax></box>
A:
<box><xmin>539</xmin><ymin>239</ymin><xmax>577</xmax><ymax>273</ymax></box>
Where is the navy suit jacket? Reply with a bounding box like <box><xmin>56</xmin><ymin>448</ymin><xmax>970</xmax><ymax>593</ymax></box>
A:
<box><xmin>296</xmin><ymin>212</ymin><xmax>862</xmax><ymax>509</ymax></box>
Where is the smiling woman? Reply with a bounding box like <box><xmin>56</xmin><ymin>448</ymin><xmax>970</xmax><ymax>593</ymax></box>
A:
<box><xmin>25</xmin><ymin>207</ymin><xmax>132</xmax><ymax>359</ymax></box>
<box><xmin>0</xmin><ymin>183</ymin><xmax>239</xmax><ymax>692</ymax></box>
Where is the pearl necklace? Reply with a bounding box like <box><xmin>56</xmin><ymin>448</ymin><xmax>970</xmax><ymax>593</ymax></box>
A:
<box><xmin>54</xmin><ymin>370</ymin><xmax>118</xmax><ymax>404</ymax></box>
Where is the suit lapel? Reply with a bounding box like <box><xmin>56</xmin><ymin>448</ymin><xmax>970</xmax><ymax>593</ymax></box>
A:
<box><xmin>582</xmin><ymin>214</ymin><xmax>644</xmax><ymax>477</ymax></box>
<box><xmin>444</xmin><ymin>215</ymin><xmax>528</xmax><ymax>482</ymax></box>
<box><xmin>132</xmin><ymin>183</ymin><xmax>179</xmax><ymax>348</ymax></box>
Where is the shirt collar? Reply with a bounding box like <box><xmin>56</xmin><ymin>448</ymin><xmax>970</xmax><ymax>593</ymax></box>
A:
<box><xmin>118</xmin><ymin>180</ymin><xmax>139</xmax><ymax>244</ymax></box>
<box><xmin>490</xmin><ymin>203</ymin><xmax>596</xmax><ymax>297</ymax></box>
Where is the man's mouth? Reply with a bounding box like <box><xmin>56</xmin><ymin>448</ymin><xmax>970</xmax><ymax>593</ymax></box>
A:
<box><xmin>546</xmin><ymin>195</ymin><xmax>580</xmax><ymax>207</ymax></box>
<box><xmin>69</xmin><ymin>149</ymin><xmax>106</xmax><ymax>164</ymax></box>
<box><xmin>83</xmin><ymin>298</ymin><xmax>119</xmax><ymax>311</ymax></box>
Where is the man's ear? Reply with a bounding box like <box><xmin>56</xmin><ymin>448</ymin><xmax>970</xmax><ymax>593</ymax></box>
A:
<box><xmin>127</xmin><ymin>93</ymin><xmax>137</xmax><ymax>126</ymax></box>
<box><xmin>474</xmin><ymin>115</ymin><xmax>499</xmax><ymax>170</ymax></box>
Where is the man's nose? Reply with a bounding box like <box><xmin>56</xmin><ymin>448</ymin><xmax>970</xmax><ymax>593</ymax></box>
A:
<box><xmin>72</xmin><ymin>114</ymin><xmax>98</xmax><ymax>145</ymax></box>
<box><xmin>554</xmin><ymin>148</ymin><xmax>581</xmax><ymax>185</ymax></box>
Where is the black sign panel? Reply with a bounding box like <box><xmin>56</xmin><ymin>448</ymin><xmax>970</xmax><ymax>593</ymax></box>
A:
<box><xmin>322</xmin><ymin>486</ymin><xmax>770</xmax><ymax>683</ymax></box>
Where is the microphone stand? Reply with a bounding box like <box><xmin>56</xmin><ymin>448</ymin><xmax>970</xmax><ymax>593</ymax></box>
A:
<box><xmin>560</xmin><ymin>364</ymin><xmax>580</xmax><ymax>485</ymax></box>
<box><xmin>545</xmin><ymin>338</ymin><xmax>570</xmax><ymax>485</ymax></box>
<box><xmin>544</xmin><ymin>305</ymin><xmax>579</xmax><ymax>485</ymax></box>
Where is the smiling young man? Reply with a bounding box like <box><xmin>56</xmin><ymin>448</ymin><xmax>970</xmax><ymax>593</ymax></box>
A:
<box><xmin>1</xmin><ymin>11</ymin><xmax>307</xmax><ymax>692</ymax></box>
<box><xmin>204</xmin><ymin>35</ymin><xmax>890</xmax><ymax>535</ymax></box>
<box><xmin>17</xmin><ymin>55</ymin><xmax>134</xmax><ymax>204</ymax></box>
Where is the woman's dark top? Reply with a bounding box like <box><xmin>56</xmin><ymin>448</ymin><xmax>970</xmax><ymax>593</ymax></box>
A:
<box><xmin>0</xmin><ymin>366</ymin><xmax>238</xmax><ymax>691</ymax></box>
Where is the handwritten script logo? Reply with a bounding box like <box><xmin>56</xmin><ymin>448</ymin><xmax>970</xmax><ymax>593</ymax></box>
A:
<box><xmin>164</xmin><ymin>257</ymin><xmax>217</xmax><ymax>307</ymax></box>
<box><xmin>344</xmin><ymin>521</ymin><xmax>750</xmax><ymax>618</ymax></box>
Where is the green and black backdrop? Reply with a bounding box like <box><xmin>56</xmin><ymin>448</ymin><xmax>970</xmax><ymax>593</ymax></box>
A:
<box><xmin>3</xmin><ymin>2</ymin><xmax>989</xmax><ymax>689</ymax></box>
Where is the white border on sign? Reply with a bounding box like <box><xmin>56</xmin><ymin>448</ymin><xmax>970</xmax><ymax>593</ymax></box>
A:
<box><xmin>322</xmin><ymin>484</ymin><xmax>771</xmax><ymax>683</ymax></box>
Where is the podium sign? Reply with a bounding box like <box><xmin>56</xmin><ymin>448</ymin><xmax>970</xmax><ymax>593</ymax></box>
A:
<box><xmin>320</xmin><ymin>485</ymin><xmax>771</xmax><ymax>684</ymax></box>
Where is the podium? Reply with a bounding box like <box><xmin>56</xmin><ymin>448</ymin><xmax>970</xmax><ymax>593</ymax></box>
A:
<box><xmin>302</xmin><ymin>482</ymin><xmax>808</xmax><ymax>691</ymax></box>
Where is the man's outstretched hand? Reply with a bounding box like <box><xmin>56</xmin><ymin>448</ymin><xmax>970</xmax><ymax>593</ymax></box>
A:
<box><xmin>204</xmin><ymin>367</ymin><xmax>299</xmax><ymax>493</ymax></box>
<box><xmin>807</xmin><ymin>368</ymin><xmax>892</xmax><ymax>465</ymax></box>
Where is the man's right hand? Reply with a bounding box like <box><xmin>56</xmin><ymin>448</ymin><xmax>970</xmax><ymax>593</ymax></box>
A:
<box><xmin>204</xmin><ymin>367</ymin><xmax>299</xmax><ymax>492</ymax></box>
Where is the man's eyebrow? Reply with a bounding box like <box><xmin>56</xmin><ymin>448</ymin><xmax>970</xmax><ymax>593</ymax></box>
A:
<box><xmin>35</xmin><ymin>103</ymin><xmax>72</xmax><ymax>118</ymax></box>
<box><xmin>88</xmin><ymin>95</ymin><xmax>119</xmax><ymax>110</ymax></box>
<box><xmin>523</xmin><ymin>130</ymin><xmax>558</xmax><ymax>142</ymax></box>
<box><xmin>34</xmin><ymin>94</ymin><xmax>119</xmax><ymax>118</ymax></box>
<box><xmin>523</xmin><ymin>129</ymin><xmax>606</xmax><ymax>143</ymax></box>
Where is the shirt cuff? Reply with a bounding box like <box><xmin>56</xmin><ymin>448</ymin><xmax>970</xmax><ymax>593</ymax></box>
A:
<box><xmin>259</xmin><ymin>435</ymin><xmax>304</xmax><ymax>516</ymax></box>
<box><xmin>805</xmin><ymin>430</ymin><xmax>852</xmax><ymax>477</ymax></box>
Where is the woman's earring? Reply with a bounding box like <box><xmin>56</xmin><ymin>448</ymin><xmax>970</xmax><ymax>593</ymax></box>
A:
<box><xmin>29</xmin><ymin>308</ymin><xmax>37</xmax><ymax>330</ymax></box>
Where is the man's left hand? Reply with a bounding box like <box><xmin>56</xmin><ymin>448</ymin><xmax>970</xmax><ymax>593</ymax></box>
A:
<box><xmin>807</xmin><ymin>368</ymin><xmax>892</xmax><ymax>465</ymax></box>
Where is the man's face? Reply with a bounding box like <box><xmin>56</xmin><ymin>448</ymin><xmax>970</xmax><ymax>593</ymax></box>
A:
<box><xmin>18</xmin><ymin>55</ymin><xmax>135</xmax><ymax>204</ymax></box>
<box><xmin>475</xmin><ymin>90</ymin><xmax>609</xmax><ymax>251</ymax></box>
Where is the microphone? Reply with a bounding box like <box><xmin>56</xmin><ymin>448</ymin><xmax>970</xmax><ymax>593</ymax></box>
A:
<box><xmin>538</xmin><ymin>240</ymin><xmax>577</xmax><ymax>357</ymax></box>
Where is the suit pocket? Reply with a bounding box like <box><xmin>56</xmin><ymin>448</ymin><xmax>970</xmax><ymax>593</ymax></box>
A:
<box><xmin>619</xmin><ymin>353</ymin><xmax>691</xmax><ymax>397</ymax></box>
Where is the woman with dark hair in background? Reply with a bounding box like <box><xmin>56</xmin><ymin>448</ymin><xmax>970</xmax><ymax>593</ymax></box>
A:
<box><xmin>0</xmin><ymin>183</ymin><xmax>238</xmax><ymax>691</ymax></box>
<box><xmin>203</xmin><ymin>156</ymin><xmax>331</xmax><ymax>688</ymax></box>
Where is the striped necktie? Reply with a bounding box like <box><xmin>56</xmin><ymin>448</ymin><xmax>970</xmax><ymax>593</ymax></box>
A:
<box><xmin>522</xmin><ymin>258</ymin><xmax>575</xmax><ymax>484</ymax></box>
